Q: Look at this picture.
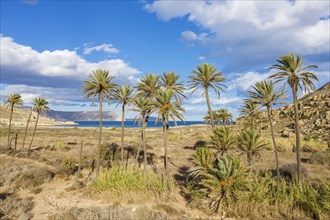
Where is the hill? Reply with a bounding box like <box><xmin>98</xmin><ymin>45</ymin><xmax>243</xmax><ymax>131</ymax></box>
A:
<box><xmin>236</xmin><ymin>82</ymin><xmax>330</xmax><ymax>142</ymax></box>
<box><xmin>44</xmin><ymin>110</ymin><xmax>121</xmax><ymax>121</ymax></box>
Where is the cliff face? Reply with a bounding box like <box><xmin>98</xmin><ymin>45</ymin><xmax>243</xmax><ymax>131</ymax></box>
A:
<box><xmin>236</xmin><ymin>82</ymin><xmax>330</xmax><ymax>141</ymax></box>
<box><xmin>44</xmin><ymin>110</ymin><xmax>121</xmax><ymax>121</ymax></box>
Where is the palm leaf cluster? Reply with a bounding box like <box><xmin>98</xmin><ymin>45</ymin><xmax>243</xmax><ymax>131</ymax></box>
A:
<box><xmin>210</xmin><ymin>126</ymin><xmax>236</xmax><ymax>156</ymax></box>
<box><xmin>204</xmin><ymin>109</ymin><xmax>232</xmax><ymax>125</ymax></box>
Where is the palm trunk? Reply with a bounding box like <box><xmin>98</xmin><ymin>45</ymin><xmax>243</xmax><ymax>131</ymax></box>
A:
<box><xmin>22</xmin><ymin>109</ymin><xmax>33</xmax><ymax>148</ymax></box>
<box><xmin>28</xmin><ymin>112</ymin><xmax>39</xmax><ymax>155</ymax></box>
<box><xmin>121</xmin><ymin>103</ymin><xmax>125</xmax><ymax>167</ymax></box>
<box><xmin>205</xmin><ymin>88</ymin><xmax>215</xmax><ymax>130</ymax></box>
<box><xmin>96</xmin><ymin>96</ymin><xmax>103</xmax><ymax>179</ymax></box>
<box><xmin>163</xmin><ymin>116</ymin><xmax>169</xmax><ymax>183</ymax></box>
<box><xmin>142</xmin><ymin>115</ymin><xmax>147</xmax><ymax>176</ymax></box>
<box><xmin>247</xmin><ymin>154</ymin><xmax>252</xmax><ymax>171</ymax></box>
<box><xmin>135</xmin><ymin>115</ymin><xmax>143</xmax><ymax>165</ymax></box>
<box><xmin>7</xmin><ymin>105</ymin><xmax>13</xmax><ymax>148</ymax></box>
<box><xmin>267</xmin><ymin>106</ymin><xmax>280</xmax><ymax>188</ymax></box>
<box><xmin>293</xmin><ymin>89</ymin><xmax>301</xmax><ymax>188</ymax></box>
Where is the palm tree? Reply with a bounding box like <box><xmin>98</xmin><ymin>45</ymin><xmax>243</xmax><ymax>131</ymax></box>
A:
<box><xmin>114</xmin><ymin>84</ymin><xmax>134</xmax><ymax>167</ymax></box>
<box><xmin>136</xmin><ymin>73</ymin><xmax>160</xmax><ymax>124</ymax></box>
<box><xmin>210</xmin><ymin>126</ymin><xmax>236</xmax><ymax>156</ymax></box>
<box><xmin>154</xmin><ymin>89</ymin><xmax>184</xmax><ymax>183</ymax></box>
<box><xmin>239</xmin><ymin>99</ymin><xmax>259</xmax><ymax>130</ymax></box>
<box><xmin>22</xmin><ymin>106</ymin><xmax>34</xmax><ymax>149</ymax></box>
<box><xmin>269</xmin><ymin>53</ymin><xmax>318</xmax><ymax>188</ymax></box>
<box><xmin>160</xmin><ymin>71</ymin><xmax>187</xmax><ymax>102</ymax></box>
<box><xmin>188</xmin><ymin>63</ymin><xmax>227</xmax><ymax>130</ymax></box>
<box><xmin>28</xmin><ymin>97</ymin><xmax>49</xmax><ymax>154</ymax></box>
<box><xmin>248</xmin><ymin>80</ymin><xmax>286</xmax><ymax>187</ymax></box>
<box><xmin>82</xmin><ymin>69</ymin><xmax>117</xmax><ymax>178</ymax></box>
<box><xmin>200</xmin><ymin>155</ymin><xmax>248</xmax><ymax>212</ymax></box>
<box><xmin>131</xmin><ymin>96</ymin><xmax>154</xmax><ymax>175</ymax></box>
<box><xmin>204</xmin><ymin>110</ymin><xmax>218</xmax><ymax>125</ymax></box>
<box><xmin>217</xmin><ymin>109</ymin><xmax>232</xmax><ymax>125</ymax></box>
<box><xmin>238</xmin><ymin>129</ymin><xmax>268</xmax><ymax>171</ymax></box>
<box><xmin>3</xmin><ymin>94</ymin><xmax>23</xmax><ymax>148</ymax></box>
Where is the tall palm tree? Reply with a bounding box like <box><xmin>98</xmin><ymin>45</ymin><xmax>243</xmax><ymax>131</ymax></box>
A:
<box><xmin>238</xmin><ymin>129</ymin><xmax>268</xmax><ymax>171</ymax></box>
<box><xmin>28</xmin><ymin>97</ymin><xmax>49</xmax><ymax>154</ymax></box>
<box><xmin>210</xmin><ymin>126</ymin><xmax>236</xmax><ymax>156</ymax></box>
<box><xmin>3</xmin><ymin>94</ymin><xmax>23</xmax><ymax>148</ymax></box>
<box><xmin>217</xmin><ymin>109</ymin><xmax>232</xmax><ymax>125</ymax></box>
<box><xmin>160</xmin><ymin>71</ymin><xmax>187</xmax><ymax>102</ymax></box>
<box><xmin>22</xmin><ymin>106</ymin><xmax>34</xmax><ymax>149</ymax></box>
<box><xmin>131</xmin><ymin>96</ymin><xmax>154</xmax><ymax>175</ymax></box>
<box><xmin>114</xmin><ymin>84</ymin><xmax>134</xmax><ymax>167</ymax></box>
<box><xmin>188</xmin><ymin>63</ymin><xmax>227</xmax><ymax>130</ymax></box>
<box><xmin>269</xmin><ymin>53</ymin><xmax>318</xmax><ymax>188</ymax></box>
<box><xmin>82</xmin><ymin>69</ymin><xmax>117</xmax><ymax>178</ymax></box>
<box><xmin>248</xmin><ymin>80</ymin><xmax>286</xmax><ymax>187</ymax></box>
<box><xmin>136</xmin><ymin>73</ymin><xmax>160</xmax><ymax>124</ymax></box>
<box><xmin>239</xmin><ymin>99</ymin><xmax>259</xmax><ymax>130</ymax></box>
<box><xmin>154</xmin><ymin>89</ymin><xmax>184</xmax><ymax>183</ymax></box>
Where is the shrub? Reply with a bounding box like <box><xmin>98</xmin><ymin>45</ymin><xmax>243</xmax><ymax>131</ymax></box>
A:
<box><xmin>308</xmin><ymin>151</ymin><xmax>330</xmax><ymax>166</ymax></box>
<box><xmin>61</xmin><ymin>158</ymin><xmax>78</xmax><ymax>175</ymax></box>
<box><xmin>13</xmin><ymin>167</ymin><xmax>54</xmax><ymax>189</ymax></box>
<box><xmin>91</xmin><ymin>166</ymin><xmax>171</xmax><ymax>196</ymax></box>
<box><xmin>168</xmin><ymin>132</ymin><xmax>181</xmax><ymax>141</ymax></box>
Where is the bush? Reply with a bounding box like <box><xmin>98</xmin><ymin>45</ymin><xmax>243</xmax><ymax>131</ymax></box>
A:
<box><xmin>61</xmin><ymin>158</ymin><xmax>78</xmax><ymax>175</ymax></box>
<box><xmin>91</xmin><ymin>166</ymin><xmax>171</xmax><ymax>196</ymax></box>
<box><xmin>13</xmin><ymin>167</ymin><xmax>54</xmax><ymax>189</ymax></box>
<box><xmin>168</xmin><ymin>132</ymin><xmax>181</xmax><ymax>141</ymax></box>
<box><xmin>308</xmin><ymin>151</ymin><xmax>330</xmax><ymax>166</ymax></box>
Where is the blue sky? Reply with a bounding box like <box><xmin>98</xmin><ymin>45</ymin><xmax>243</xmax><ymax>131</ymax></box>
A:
<box><xmin>1</xmin><ymin>0</ymin><xmax>329</xmax><ymax>121</ymax></box>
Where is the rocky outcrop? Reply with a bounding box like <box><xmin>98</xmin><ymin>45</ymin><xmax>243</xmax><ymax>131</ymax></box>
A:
<box><xmin>236</xmin><ymin>82</ymin><xmax>330</xmax><ymax>141</ymax></box>
<box><xmin>44</xmin><ymin>110</ymin><xmax>121</xmax><ymax>122</ymax></box>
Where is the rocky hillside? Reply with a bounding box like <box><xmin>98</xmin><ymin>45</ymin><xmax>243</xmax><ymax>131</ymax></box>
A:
<box><xmin>0</xmin><ymin>105</ymin><xmax>75</xmax><ymax>126</ymax></box>
<box><xmin>44</xmin><ymin>110</ymin><xmax>121</xmax><ymax>121</ymax></box>
<box><xmin>236</xmin><ymin>82</ymin><xmax>330</xmax><ymax>142</ymax></box>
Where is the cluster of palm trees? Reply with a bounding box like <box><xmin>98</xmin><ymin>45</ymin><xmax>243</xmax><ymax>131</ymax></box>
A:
<box><xmin>3</xmin><ymin>95</ymin><xmax>49</xmax><ymax>155</ymax></box>
<box><xmin>82</xmin><ymin>63</ymin><xmax>227</xmax><ymax>182</ymax></box>
<box><xmin>239</xmin><ymin>53</ymin><xmax>318</xmax><ymax>188</ymax></box>
<box><xmin>204</xmin><ymin>109</ymin><xmax>233</xmax><ymax>125</ymax></box>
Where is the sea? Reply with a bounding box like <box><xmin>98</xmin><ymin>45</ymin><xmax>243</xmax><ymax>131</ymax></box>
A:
<box><xmin>59</xmin><ymin>120</ymin><xmax>205</xmax><ymax>128</ymax></box>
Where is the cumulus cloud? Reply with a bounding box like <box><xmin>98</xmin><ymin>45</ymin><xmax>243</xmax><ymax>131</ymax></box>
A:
<box><xmin>83</xmin><ymin>43</ymin><xmax>120</xmax><ymax>55</ymax></box>
<box><xmin>181</xmin><ymin>30</ymin><xmax>208</xmax><ymax>42</ymax></box>
<box><xmin>146</xmin><ymin>0</ymin><xmax>330</xmax><ymax>71</ymax></box>
<box><xmin>228</xmin><ymin>72</ymin><xmax>271</xmax><ymax>91</ymax></box>
<box><xmin>0</xmin><ymin>36</ymin><xmax>140</xmax><ymax>85</ymax></box>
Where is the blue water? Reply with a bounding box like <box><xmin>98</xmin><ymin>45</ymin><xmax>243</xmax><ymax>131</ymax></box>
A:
<box><xmin>61</xmin><ymin>120</ymin><xmax>205</xmax><ymax>128</ymax></box>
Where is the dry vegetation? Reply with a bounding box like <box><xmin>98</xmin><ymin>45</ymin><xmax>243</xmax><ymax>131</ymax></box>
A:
<box><xmin>0</xmin><ymin>123</ymin><xmax>329</xmax><ymax>219</ymax></box>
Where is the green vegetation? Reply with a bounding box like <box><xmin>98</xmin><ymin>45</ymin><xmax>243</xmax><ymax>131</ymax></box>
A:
<box><xmin>91</xmin><ymin>166</ymin><xmax>171</xmax><ymax>196</ymax></box>
<box><xmin>269</xmin><ymin>53</ymin><xmax>318</xmax><ymax>188</ymax></box>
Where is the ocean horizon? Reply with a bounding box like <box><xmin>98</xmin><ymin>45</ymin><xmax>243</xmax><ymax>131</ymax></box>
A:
<box><xmin>58</xmin><ymin>120</ymin><xmax>206</xmax><ymax>128</ymax></box>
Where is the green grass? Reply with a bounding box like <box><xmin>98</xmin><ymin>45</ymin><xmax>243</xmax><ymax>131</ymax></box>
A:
<box><xmin>91</xmin><ymin>166</ymin><xmax>172</xmax><ymax>196</ymax></box>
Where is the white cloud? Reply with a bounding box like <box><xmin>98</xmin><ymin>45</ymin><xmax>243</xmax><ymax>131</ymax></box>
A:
<box><xmin>181</xmin><ymin>30</ymin><xmax>208</xmax><ymax>42</ymax></box>
<box><xmin>228</xmin><ymin>72</ymin><xmax>270</xmax><ymax>91</ymax></box>
<box><xmin>83</xmin><ymin>43</ymin><xmax>119</xmax><ymax>55</ymax></box>
<box><xmin>198</xmin><ymin>56</ymin><xmax>205</xmax><ymax>60</ymax></box>
<box><xmin>146</xmin><ymin>1</ymin><xmax>330</xmax><ymax>69</ymax></box>
<box><xmin>0</xmin><ymin>36</ymin><xmax>139</xmax><ymax>82</ymax></box>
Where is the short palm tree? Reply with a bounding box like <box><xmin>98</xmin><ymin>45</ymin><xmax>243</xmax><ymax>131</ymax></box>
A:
<box><xmin>239</xmin><ymin>99</ymin><xmax>259</xmax><ymax>130</ymax></box>
<box><xmin>248</xmin><ymin>80</ymin><xmax>286</xmax><ymax>187</ymax></box>
<box><xmin>131</xmin><ymin>96</ymin><xmax>154</xmax><ymax>175</ymax></box>
<box><xmin>189</xmin><ymin>147</ymin><xmax>215</xmax><ymax>179</ymax></box>
<box><xmin>154</xmin><ymin>89</ymin><xmax>184</xmax><ymax>183</ymax></box>
<box><xmin>238</xmin><ymin>129</ymin><xmax>268</xmax><ymax>171</ymax></box>
<box><xmin>217</xmin><ymin>109</ymin><xmax>232</xmax><ymax>125</ymax></box>
<box><xmin>28</xmin><ymin>97</ymin><xmax>49</xmax><ymax>154</ymax></box>
<box><xmin>82</xmin><ymin>69</ymin><xmax>117</xmax><ymax>178</ymax></box>
<box><xmin>210</xmin><ymin>126</ymin><xmax>236</xmax><ymax>156</ymax></box>
<box><xmin>114</xmin><ymin>84</ymin><xmax>134</xmax><ymax>167</ymax></box>
<box><xmin>203</xmin><ymin>111</ymin><xmax>218</xmax><ymax>125</ymax></box>
<box><xmin>136</xmin><ymin>73</ymin><xmax>160</xmax><ymax>124</ymax></box>
<box><xmin>160</xmin><ymin>71</ymin><xmax>187</xmax><ymax>102</ymax></box>
<box><xmin>22</xmin><ymin>106</ymin><xmax>34</xmax><ymax>149</ymax></box>
<box><xmin>188</xmin><ymin>63</ymin><xmax>227</xmax><ymax>130</ymax></box>
<box><xmin>198</xmin><ymin>155</ymin><xmax>248</xmax><ymax>213</ymax></box>
<box><xmin>269</xmin><ymin>53</ymin><xmax>318</xmax><ymax>188</ymax></box>
<box><xmin>3</xmin><ymin>94</ymin><xmax>23</xmax><ymax>148</ymax></box>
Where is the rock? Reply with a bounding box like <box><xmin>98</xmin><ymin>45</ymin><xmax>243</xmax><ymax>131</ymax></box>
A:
<box><xmin>308</xmin><ymin>152</ymin><xmax>330</xmax><ymax>166</ymax></box>
<box><xmin>280</xmin><ymin>129</ymin><xmax>290</xmax><ymax>138</ymax></box>
<box><xmin>278</xmin><ymin>163</ymin><xmax>308</xmax><ymax>181</ymax></box>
